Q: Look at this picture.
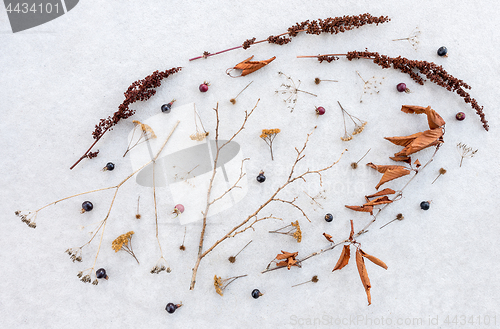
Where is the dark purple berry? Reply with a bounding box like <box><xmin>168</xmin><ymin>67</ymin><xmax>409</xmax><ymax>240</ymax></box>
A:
<box><xmin>82</xmin><ymin>201</ymin><xmax>93</xmax><ymax>212</ymax></box>
<box><xmin>437</xmin><ymin>46</ymin><xmax>448</xmax><ymax>57</ymax></box>
<box><xmin>104</xmin><ymin>162</ymin><xmax>115</xmax><ymax>171</ymax></box>
<box><xmin>199</xmin><ymin>82</ymin><xmax>209</xmax><ymax>92</ymax></box>
<box><xmin>315</xmin><ymin>106</ymin><xmax>326</xmax><ymax>115</ymax></box>
<box><xmin>251</xmin><ymin>289</ymin><xmax>263</xmax><ymax>299</ymax></box>
<box><xmin>96</xmin><ymin>268</ymin><xmax>107</xmax><ymax>279</ymax></box>
<box><xmin>420</xmin><ymin>201</ymin><xmax>430</xmax><ymax>210</ymax></box>
<box><xmin>324</xmin><ymin>213</ymin><xmax>333</xmax><ymax>222</ymax></box>
<box><xmin>397</xmin><ymin>83</ymin><xmax>407</xmax><ymax>92</ymax></box>
<box><xmin>165</xmin><ymin>303</ymin><xmax>182</xmax><ymax>313</ymax></box>
<box><xmin>161</xmin><ymin>99</ymin><xmax>175</xmax><ymax>113</ymax></box>
<box><xmin>456</xmin><ymin>112</ymin><xmax>466</xmax><ymax>121</ymax></box>
<box><xmin>256</xmin><ymin>172</ymin><xmax>266</xmax><ymax>183</ymax></box>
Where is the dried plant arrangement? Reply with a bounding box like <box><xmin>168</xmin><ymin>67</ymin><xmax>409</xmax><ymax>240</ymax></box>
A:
<box><xmin>16</xmin><ymin>122</ymin><xmax>180</xmax><ymax>282</ymax></box>
<box><xmin>276</xmin><ymin>72</ymin><xmax>317</xmax><ymax>112</ymax></box>
<box><xmin>392</xmin><ymin>27</ymin><xmax>421</xmax><ymax>50</ymax></box>
<box><xmin>261</xmin><ymin>105</ymin><xmax>444</xmax><ymax>305</ymax></box>
<box><xmin>189</xmin><ymin>114</ymin><xmax>346</xmax><ymax>289</ymax></box>
<box><xmin>189</xmin><ymin>14</ymin><xmax>391</xmax><ymax>61</ymax></box>
<box><xmin>298</xmin><ymin>50</ymin><xmax>489</xmax><ymax>131</ymax></box>
<box><xmin>70</xmin><ymin>67</ymin><xmax>182</xmax><ymax>169</ymax></box>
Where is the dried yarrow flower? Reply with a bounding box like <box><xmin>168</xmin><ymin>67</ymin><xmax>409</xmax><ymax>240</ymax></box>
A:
<box><xmin>260</xmin><ymin>128</ymin><xmax>281</xmax><ymax>160</ymax></box>
<box><xmin>356</xmin><ymin>71</ymin><xmax>385</xmax><ymax>103</ymax></box>
<box><xmin>151</xmin><ymin>257</ymin><xmax>171</xmax><ymax>274</ymax></box>
<box><xmin>123</xmin><ymin>120</ymin><xmax>157</xmax><ymax>157</ymax></box>
<box><xmin>338</xmin><ymin>101</ymin><xmax>367</xmax><ymax>141</ymax></box>
<box><xmin>189</xmin><ymin>105</ymin><xmax>209</xmax><ymax>141</ymax></box>
<box><xmin>65</xmin><ymin>247</ymin><xmax>83</xmax><ymax>263</ymax></box>
<box><xmin>269</xmin><ymin>221</ymin><xmax>302</xmax><ymax>243</ymax></box>
<box><xmin>213</xmin><ymin>274</ymin><xmax>248</xmax><ymax>296</ymax></box>
<box><xmin>112</xmin><ymin>231</ymin><xmax>139</xmax><ymax>264</ymax></box>
<box><xmin>392</xmin><ymin>27</ymin><xmax>421</xmax><ymax>50</ymax></box>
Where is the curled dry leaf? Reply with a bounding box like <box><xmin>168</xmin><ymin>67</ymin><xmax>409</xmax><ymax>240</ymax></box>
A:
<box><xmin>414</xmin><ymin>159</ymin><xmax>421</xmax><ymax>167</ymax></box>
<box><xmin>363</xmin><ymin>196</ymin><xmax>393</xmax><ymax>207</ymax></box>
<box><xmin>275</xmin><ymin>250</ymin><xmax>299</xmax><ymax>270</ymax></box>
<box><xmin>359</xmin><ymin>249</ymin><xmax>388</xmax><ymax>270</ymax></box>
<box><xmin>366</xmin><ymin>188</ymin><xmax>396</xmax><ymax>199</ymax></box>
<box><xmin>227</xmin><ymin>55</ymin><xmax>276</xmax><ymax>77</ymax></box>
<box><xmin>345</xmin><ymin>205</ymin><xmax>374</xmax><ymax>215</ymax></box>
<box><xmin>390</xmin><ymin>155</ymin><xmax>411</xmax><ymax>163</ymax></box>
<box><xmin>393</xmin><ymin>128</ymin><xmax>444</xmax><ymax>157</ymax></box>
<box><xmin>355</xmin><ymin>248</ymin><xmax>372</xmax><ymax>305</ymax></box>
<box><xmin>384</xmin><ymin>131</ymin><xmax>423</xmax><ymax>147</ymax></box>
<box><xmin>332</xmin><ymin>245</ymin><xmax>351</xmax><ymax>271</ymax></box>
<box><xmin>400</xmin><ymin>105</ymin><xmax>446</xmax><ymax>129</ymax></box>
<box><xmin>349</xmin><ymin>219</ymin><xmax>355</xmax><ymax>241</ymax></box>
<box><xmin>367</xmin><ymin>163</ymin><xmax>411</xmax><ymax>190</ymax></box>
<box><xmin>323</xmin><ymin>233</ymin><xmax>334</xmax><ymax>243</ymax></box>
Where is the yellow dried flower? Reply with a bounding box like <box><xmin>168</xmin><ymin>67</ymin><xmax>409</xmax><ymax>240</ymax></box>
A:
<box><xmin>111</xmin><ymin>231</ymin><xmax>139</xmax><ymax>264</ymax></box>
<box><xmin>260</xmin><ymin>129</ymin><xmax>281</xmax><ymax>160</ymax></box>
<box><xmin>291</xmin><ymin>220</ymin><xmax>302</xmax><ymax>243</ymax></box>
<box><xmin>214</xmin><ymin>275</ymin><xmax>224</xmax><ymax>296</ymax></box>
<box><xmin>213</xmin><ymin>274</ymin><xmax>247</xmax><ymax>296</ymax></box>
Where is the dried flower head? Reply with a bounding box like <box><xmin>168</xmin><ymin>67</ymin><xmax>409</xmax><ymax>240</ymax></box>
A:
<box><xmin>292</xmin><ymin>275</ymin><xmax>319</xmax><ymax>287</ymax></box>
<box><xmin>260</xmin><ymin>128</ymin><xmax>281</xmax><ymax>161</ymax></box>
<box><xmin>213</xmin><ymin>274</ymin><xmax>247</xmax><ymax>296</ymax></box>
<box><xmin>457</xmin><ymin>143</ymin><xmax>478</xmax><ymax>167</ymax></box>
<box><xmin>431</xmin><ymin>168</ymin><xmax>447</xmax><ymax>184</ymax></box>
<box><xmin>229</xmin><ymin>81</ymin><xmax>253</xmax><ymax>104</ymax></box>
<box><xmin>269</xmin><ymin>221</ymin><xmax>302</xmax><ymax>243</ymax></box>
<box><xmin>228</xmin><ymin>240</ymin><xmax>252</xmax><ymax>263</ymax></box>
<box><xmin>275</xmin><ymin>72</ymin><xmax>317</xmax><ymax>112</ymax></box>
<box><xmin>314</xmin><ymin>77</ymin><xmax>338</xmax><ymax>84</ymax></box>
<box><xmin>112</xmin><ymin>231</ymin><xmax>139</xmax><ymax>264</ymax></box>
<box><xmin>380</xmin><ymin>213</ymin><xmax>405</xmax><ymax>229</ymax></box>
<box><xmin>338</xmin><ymin>101</ymin><xmax>367</xmax><ymax>141</ymax></box>
<box><xmin>15</xmin><ymin>210</ymin><xmax>37</xmax><ymax>228</ymax></box>
<box><xmin>189</xmin><ymin>105</ymin><xmax>209</xmax><ymax>141</ymax></box>
<box><xmin>392</xmin><ymin>27</ymin><xmax>421</xmax><ymax>50</ymax></box>
<box><xmin>123</xmin><ymin>120</ymin><xmax>157</xmax><ymax>157</ymax></box>
<box><xmin>151</xmin><ymin>257</ymin><xmax>171</xmax><ymax>274</ymax></box>
<box><xmin>356</xmin><ymin>71</ymin><xmax>385</xmax><ymax>103</ymax></box>
<box><xmin>66</xmin><ymin>248</ymin><xmax>83</xmax><ymax>263</ymax></box>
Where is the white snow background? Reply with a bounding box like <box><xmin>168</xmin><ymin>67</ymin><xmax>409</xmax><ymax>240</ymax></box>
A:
<box><xmin>1</xmin><ymin>1</ymin><xmax>499</xmax><ymax>328</ymax></box>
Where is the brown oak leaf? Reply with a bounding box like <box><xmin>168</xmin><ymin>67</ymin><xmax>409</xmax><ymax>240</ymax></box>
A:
<box><xmin>345</xmin><ymin>205</ymin><xmax>374</xmax><ymax>215</ymax></box>
<box><xmin>367</xmin><ymin>163</ymin><xmax>411</xmax><ymax>189</ymax></box>
<box><xmin>363</xmin><ymin>196</ymin><xmax>393</xmax><ymax>207</ymax></box>
<box><xmin>228</xmin><ymin>55</ymin><xmax>276</xmax><ymax>77</ymax></box>
<box><xmin>332</xmin><ymin>245</ymin><xmax>351</xmax><ymax>271</ymax></box>
<box><xmin>355</xmin><ymin>248</ymin><xmax>372</xmax><ymax>305</ymax></box>
<box><xmin>393</xmin><ymin>128</ymin><xmax>444</xmax><ymax>157</ymax></box>
<box><xmin>366</xmin><ymin>188</ymin><xmax>396</xmax><ymax>199</ymax></box>
<box><xmin>275</xmin><ymin>250</ymin><xmax>299</xmax><ymax>270</ymax></box>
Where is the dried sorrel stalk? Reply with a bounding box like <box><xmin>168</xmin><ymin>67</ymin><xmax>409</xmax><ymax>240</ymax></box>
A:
<box><xmin>189</xmin><ymin>14</ymin><xmax>390</xmax><ymax>61</ymax></box>
<box><xmin>299</xmin><ymin>51</ymin><xmax>488</xmax><ymax>131</ymax></box>
<box><xmin>70</xmin><ymin>67</ymin><xmax>182</xmax><ymax>169</ymax></box>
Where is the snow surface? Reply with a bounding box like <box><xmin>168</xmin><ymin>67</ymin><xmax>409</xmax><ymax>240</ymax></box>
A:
<box><xmin>1</xmin><ymin>1</ymin><xmax>499</xmax><ymax>328</ymax></box>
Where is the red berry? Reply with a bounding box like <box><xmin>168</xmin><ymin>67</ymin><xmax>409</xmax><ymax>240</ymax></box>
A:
<box><xmin>456</xmin><ymin>112</ymin><xmax>465</xmax><ymax>121</ymax></box>
<box><xmin>173</xmin><ymin>204</ymin><xmax>184</xmax><ymax>217</ymax></box>
<box><xmin>199</xmin><ymin>82</ymin><xmax>209</xmax><ymax>92</ymax></box>
<box><xmin>396</xmin><ymin>83</ymin><xmax>407</xmax><ymax>93</ymax></box>
<box><xmin>315</xmin><ymin>106</ymin><xmax>326</xmax><ymax>115</ymax></box>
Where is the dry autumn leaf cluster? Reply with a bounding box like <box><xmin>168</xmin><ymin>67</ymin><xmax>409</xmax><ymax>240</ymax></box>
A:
<box><xmin>346</xmin><ymin>105</ymin><xmax>445</xmax><ymax>214</ymax></box>
<box><xmin>227</xmin><ymin>56</ymin><xmax>276</xmax><ymax>77</ymax></box>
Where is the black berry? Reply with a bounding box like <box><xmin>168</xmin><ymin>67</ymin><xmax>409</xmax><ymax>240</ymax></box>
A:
<box><xmin>82</xmin><ymin>201</ymin><xmax>93</xmax><ymax>212</ymax></box>
<box><xmin>161</xmin><ymin>99</ymin><xmax>176</xmax><ymax>113</ymax></box>
<box><xmin>437</xmin><ymin>46</ymin><xmax>448</xmax><ymax>57</ymax></box>
<box><xmin>324</xmin><ymin>213</ymin><xmax>333</xmax><ymax>222</ymax></box>
<box><xmin>96</xmin><ymin>268</ymin><xmax>107</xmax><ymax>279</ymax></box>
<box><xmin>456</xmin><ymin>112</ymin><xmax>465</xmax><ymax>121</ymax></box>
<box><xmin>165</xmin><ymin>303</ymin><xmax>182</xmax><ymax>313</ymax></box>
<box><xmin>420</xmin><ymin>201</ymin><xmax>430</xmax><ymax>210</ymax></box>
<box><xmin>256</xmin><ymin>172</ymin><xmax>266</xmax><ymax>183</ymax></box>
<box><xmin>104</xmin><ymin>162</ymin><xmax>115</xmax><ymax>171</ymax></box>
<box><xmin>251</xmin><ymin>289</ymin><xmax>263</xmax><ymax>299</ymax></box>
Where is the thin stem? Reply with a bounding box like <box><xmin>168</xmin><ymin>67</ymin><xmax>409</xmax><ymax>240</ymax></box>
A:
<box><xmin>233</xmin><ymin>240</ymin><xmax>253</xmax><ymax>258</ymax></box>
<box><xmin>356</xmin><ymin>148</ymin><xmax>371</xmax><ymax>164</ymax></box>
<box><xmin>70</xmin><ymin>127</ymin><xmax>110</xmax><ymax>170</ymax></box>
<box><xmin>234</xmin><ymin>81</ymin><xmax>253</xmax><ymax>100</ymax></box>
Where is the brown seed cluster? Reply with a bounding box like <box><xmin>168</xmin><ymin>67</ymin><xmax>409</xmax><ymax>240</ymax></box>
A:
<box><xmin>343</xmin><ymin>50</ymin><xmax>488</xmax><ymax>131</ymax></box>
<box><xmin>91</xmin><ymin>67</ymin><xmax>182</xmax><ymax>140</ymax></box>
<box><xmin>243</xmin><ymin>14</ymin><xmax>390</xmax><ymax>49</ymax></box>
<box><xmin>318</xmin><ymin>55</ymin><xmax>339</xmax><ymax>63</ymax></box>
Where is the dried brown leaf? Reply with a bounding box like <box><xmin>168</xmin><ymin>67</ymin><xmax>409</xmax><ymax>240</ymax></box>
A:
<box><xmin>359</xmin><ymin>249</ymin><xmax>388</xmax><ymax>270</ymax></box>
<box><xmin>394</xmin><ymin>128</ymin><xmax>444</xmax><ymax>157</ymax></box>
<box><xmin>414</xmin><ymin>159</ymin><xmax>421</xmax><ymax>167</ymax></box>
<box><xmin>276</xmin><ymin>250</ymin><xmax>298</xmax><ymax>260</ymax></box>
<box><xmin>323</xmin><ymin>233</ymin><xmax>334</xmax><ymax>243</ymax></box>
<box><xmin>332</xmin><ymin>245</ymin><xmax>351</xmax><ymax>271</ymax></box>
<box><xmin>401</xmin><ymin>105</ymin><xmax>445</xmax><ymax>129</ymax></box>
<box><xmin>384</xmin><ymin>132</ymin><xmax>423</xmax><ymax>147</ymax></box>
<box><xmin>345</xmin><ymin>205</ymin><xmax>374</xmax><ymax>215</ymax></box>
<box><xmin>363</xmin><ymin>196</ymin><xmax>393</xmax><ymax>207</ymax></box>
<box><xmin>366</xmin><ymin>163</ymin><xmax>409</xmax><ymax>174</ymax></box>
<box><xmin>231</xmin><ymin>55</ymin><xmax>276</xmax><ymax>76</ymax></box>
<box><xmin>366</xmin><ymin>188</ymin><xmax>396</xmax><ymax>199</ymax></box>
<box><xmin>375</xmin><ymin>167</ymin><xmax>411</xmax><ymax>189</ymax></box>
<box><xmin>356</xmin><ymin>249</ymin><xmax>372</xmax><ymax>305</ymax></box>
